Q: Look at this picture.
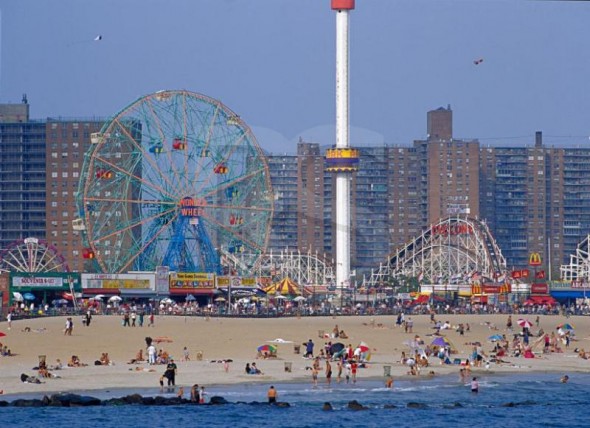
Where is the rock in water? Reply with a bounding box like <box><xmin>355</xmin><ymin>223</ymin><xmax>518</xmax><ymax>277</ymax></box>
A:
<box><xmin>347</xmin><ymin>400</ymin><xmax>368</xmax><ymax>411</ymax></box>
<box><xmin>210</xmin><ymin>396</ymin><xmax>229</xmax><ymax>405</ymax></box>
<box><xmin>407</xmin><ymin>402</ymin><xmax>428</xmax><ymax>409</ymax></box>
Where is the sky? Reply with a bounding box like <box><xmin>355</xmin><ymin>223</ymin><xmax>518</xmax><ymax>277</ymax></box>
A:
<box><xmin>1</xmin><ymin>0</ymin><xmax>589</xmax><ymax>153</ymax></box>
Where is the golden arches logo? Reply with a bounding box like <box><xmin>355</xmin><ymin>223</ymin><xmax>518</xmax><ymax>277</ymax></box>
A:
<box><xmin>529</xmin><ymin>252</ymin><xmax>542</xmax><ymax>267</ymax></box>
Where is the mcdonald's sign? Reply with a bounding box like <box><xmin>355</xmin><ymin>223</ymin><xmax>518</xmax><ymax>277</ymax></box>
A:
<box><xmin>529</xmin><ymin>252</ymin><xmax>542</xmax><ymax>267</ymax></box>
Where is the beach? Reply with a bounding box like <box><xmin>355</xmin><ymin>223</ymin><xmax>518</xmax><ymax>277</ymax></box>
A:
<box><xmin>0</xmin><ymin>313</ymin><xmax>588</xmax><ymax>397</ymax></box>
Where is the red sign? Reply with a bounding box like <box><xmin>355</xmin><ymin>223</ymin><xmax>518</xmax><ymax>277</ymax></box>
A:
<box><xmin>531</xmin><ymin>283</ymin><xmax>548</xmax><ymax>294</ymax></box>
<box><xmin>482</xmin><ymin>285</ymin><xmax>501</xmax><ymax>294</ymax></box>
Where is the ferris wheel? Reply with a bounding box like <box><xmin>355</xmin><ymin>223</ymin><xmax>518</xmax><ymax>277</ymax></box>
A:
<box><xmin>0</xmin><ymin>237</ymin><xmax>70</xmax><ymax>273</ymax></box>
<box><xmin>76</xmin><ymin>90</ymin><xmax>273</xmax><ymax>274</ymax></box>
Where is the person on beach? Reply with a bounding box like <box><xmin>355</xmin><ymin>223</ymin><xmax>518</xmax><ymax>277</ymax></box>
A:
<box><xmin>64</xmin><ymin>317</ymin><xmax>73</xmax><ymax>336</ymax></box>
<box><xmin>199</xmin><ymin>386</ymin><xmax>206</xmax><ymax>403</ymax></box>
<box><xmin>336</xmin><ymin>359</ymin><xmax>343</xmax><ymax>383</ymax></box>
<box><xmin>312</xmin><ymin>365</ymin><xmax>319</xmax><ymax>387</ymax></box>
<box><xmin>267</xmin><ymin>385</ymin><xmax>277</xmax><ymax>404</ymax></box>
<box><xmin>345</xmin><ymin>362</ymin><xmax>351</xmax><ymax>383</ymax></box>
<box><xmin>245</xmin><ymin>363</ymin><xmax>251</xmax><ymax>374</ymax></box>
<box><xmin>385</xmin><ymin>375</ymin><xmax>393</xmax><ymax>389</ymax></box>
<box><xmin>561</xmin><ymin>375</ymin><xmax>569</xmax><ymax>384</ymax></box>
<box><xmin>305</xmin><ymin>339</ymin><xmax>315</xmax><ymax>358</ymax></box>
<box><xmin>471</xmin><ymin>377</ymin><xmax>479</xmax><ymax>393</ymax></box>
<box><xmin>176</xmin><ymin>386</ymin><xmax>184</xmax><ymax>398</ymax></box>
<box><xmin>131</xmin><ymin>311</ymin><xmax>137</xmax><ymax>327</ymax></box>
<box><xmin>149</xmin><ymin>313</ymin><xmax>155</xmax><ymax>327</ymax></box>
<box><xmin>506</xmin><ymin>315</ymin><xmax>513</xmax><ymax>332</ymax></box>
<box><xmin>190</xmin><ymin>384</ymin><xmax>199</xmax><ymax>402</ymax></box>
<box><xmin>85</xmin><ymin>311</ymin><xmax>92</xmax><ymax>327</ymax></box>
<box><xmin>325</xmin><ymin>360</ymin><xmax>332</xmax><ymax>386</ymax></box>
<box><xmin>183</xmin><ymin>346</ymin><xmax>190</xmax><ymax>361</ymax></box>
<box><xmin>148</xmin><ymin>344</ymin><xmax>156</xmax><ymax>365</ymax></box>
<box><xmin>350</xmin><ymin>360</ymin><xmax>358</xmax><ymax>384</ymax></box>
<box><xmin>164</xmin><ymin>358</ymin><xmax>177</xmax><ymax>387</ymax></box>
<box><xmin>333</xmin><ymin>325</ymin><xmax>339</xmax><ymax>338</ymax></box>
<box><xmin>6</xmin><ymin>312</ymin><xmax>11</xmax><ymax>330</ymax></box>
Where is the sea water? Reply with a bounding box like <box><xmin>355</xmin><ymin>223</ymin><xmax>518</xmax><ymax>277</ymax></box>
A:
<box><xmin>4</xmin><ymin>372</ymin><xmax>589</xmax><ymax>428</ymax></box>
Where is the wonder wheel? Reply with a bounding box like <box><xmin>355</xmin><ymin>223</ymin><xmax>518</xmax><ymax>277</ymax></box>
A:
<box><xmin>76</xmin><ymin>90</ymin><xmax>273</xmax><ymax>273</ymax></box>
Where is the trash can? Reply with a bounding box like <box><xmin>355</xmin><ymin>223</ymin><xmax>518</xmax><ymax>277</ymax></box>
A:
<box><xmin>284</xmin><ymin>362</ymin><xmax>292</xmax><ymax>373</ymax></box>
<box><xmin>383</xmin><ymin>365</ymin><xmax>391</xmax><ymax>376</ymax></box>
<box><xmin>196</xmin><ymin>351</ymin><xmax>203</xmax><ymax>361</ymax></box>
<box><xmin>293</xmin><ymin>345</ymin><xmax>301</xmax><ymax>355</ymax></box>
<box><xmin>318</xmin><ymin>330</ymin><xmax>325</xmax><ymax>338</ymax></box>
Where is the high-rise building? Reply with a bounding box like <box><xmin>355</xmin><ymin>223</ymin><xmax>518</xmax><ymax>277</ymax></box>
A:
<box><xmin>267</xmin><ymin>153</ymin><xmax>299</xmax><ymax>252</ymax></box>
<box><xmin>0</xmin><ymin>101</ymin><xmax>46</xmax><ymax>249</ymax></box>
<box><xmin>297</xmin><ymin>142</ymin><xmax>325</xmax><ymax>253</ymax></box>
<box><xmin>415</xmin><ymin>106</ymin><xmax>481</xmax><ymax>224</ymax></box>
<box><xmin>0</xmin><ymin>101</ymin><xmax>104</xmax><ymax>272</ymax></box>
<box><xmin>45</xmin><ymin>119</ymin><xmax>103</xmax><ymax>272</ymax></box>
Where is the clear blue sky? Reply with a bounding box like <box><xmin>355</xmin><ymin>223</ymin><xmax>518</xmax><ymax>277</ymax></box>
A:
<box><xmin>1</xmin><ymin>0</ymin><xmax>589</xmax><ymax>152</ymax></box>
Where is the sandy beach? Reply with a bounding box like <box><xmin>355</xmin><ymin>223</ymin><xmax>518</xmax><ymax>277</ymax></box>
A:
<box><xmin>1</xmin><ymin>313</ymin><xmax>588</xmax><ymax>398</ymax></box>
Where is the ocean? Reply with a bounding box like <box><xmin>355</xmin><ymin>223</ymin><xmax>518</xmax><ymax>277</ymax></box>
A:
<box><xmin>3</xmin><ymin>372</ymin><xmax>589</xmax><ymax>428</ymax></box>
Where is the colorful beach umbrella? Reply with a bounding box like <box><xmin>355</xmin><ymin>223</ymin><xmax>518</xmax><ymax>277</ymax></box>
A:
<box><xmin>431</xmin><ymin>336</ymin><xmax>451</xmax><ymax>347</ymax></box>
<box><xmin>257</xmin><ymin>344</ymin><xmax>277</xmax><ymax>354</ymax></box>
<box><xmin>23</xmin><ymin>292</ymin><xmax>36</xmax><ymax>301</ymax></box>
<box><xmin>517</xmin><ymin>319</ymin><xmax>533</xmax><ymax>329</ymax></box>
<box><xmin>557</xmin><ymin>323</ymin><xmax>575</xmax><ymax>330</ymax></box>
<box><xmin>357</xmin><ymin>341</ymin><xmax>370</xmax><ymax>353</ymax></box>
<box><xmin>0</xmin><ymin>332</ymin><xmax>6</xmax><ymax>338</ymax></box>
<box><xmin>330</xmin><ymin>343</ymin><xmax>345</xmax><ymax>354</ymax></box>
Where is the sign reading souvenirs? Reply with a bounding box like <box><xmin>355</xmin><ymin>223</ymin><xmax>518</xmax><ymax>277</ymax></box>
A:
<box><xmin>13</xmin><ymin>276</ymin><xmax>64</xmax><ymax>288</ymax></box>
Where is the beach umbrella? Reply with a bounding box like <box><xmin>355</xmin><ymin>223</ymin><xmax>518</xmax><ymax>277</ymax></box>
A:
<box><xmin>12</xmin><ymin>292</ymin><xmax>24</xmax><ymax>302</ymax></box>
<box><xmin>92</xmin><ymin>295</ymin><xmax>105</xmax><ymax>300</ymax></box>
<box><xmin>431</xmin><ymin>336</ymin><xmax>451</xmax><ymax>347</ymax></box>
<box><xmin>557</xmin><ymin>323</ymin><xmax>575</xmax><ymax>330</ymax></box>
<box><xmin>293</xmin><ymin>296</ymin><xmax>306</xmax><ymax>302</ymax></box>
<box><xmin>23</xmin><ymin>292</ymin><xmax>36</xmax><ymax>301</ymax></box>
<box><xmin>0</xmin><ymin>332</ymin><xmax>6</xmax><ymax>338</ymax></box>
<box><xmin>488</xmin><ymin>334</ymin><xmax>504</xmax><ymax>342</ymax></box>
<box><xmin>108</xmin><ymin>296</ymin><xmax>122</xmax><ymax>302</ymax></box>
<box><xmin>330</xmin><ymin>342</ymin><xmax>346</xmax><ymax>354</ymax></box>
<box><xmin>185</xmin><ymin>294</ymin><xmax>196</xmax><ymax>302</ymax></box>
<box><xmin>214</xmin><ymin>297</ymin><xmax>226</xmax><ymax>302</ymax></box>
<box><xmin>357</xmin><ymin>341</ymin><xmax>370</xmax><ymax>353</ymax></box>
<box><xmin>257</xmin><ymin>344</ymin><xmax>277</xmax><ymax>354</ymax></box>
<box><xmin>517</xmin><ymin>319</ymin><xmax>533</xmax><ymax>329</ymax></box>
